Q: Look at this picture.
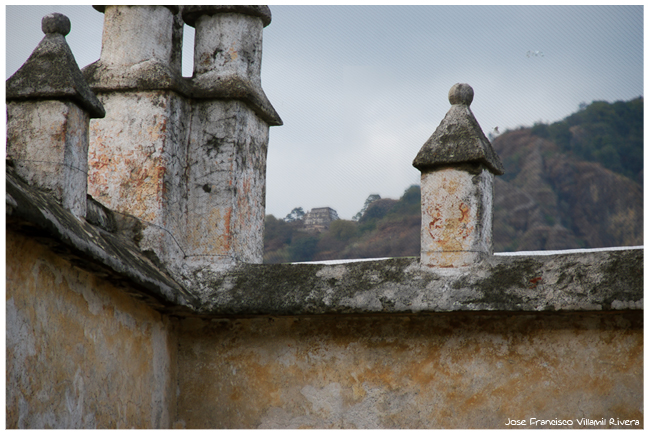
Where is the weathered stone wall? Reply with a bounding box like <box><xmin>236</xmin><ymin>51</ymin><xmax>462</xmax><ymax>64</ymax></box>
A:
<box><xmin>6</xmin><ymin>158</ymin><xmax>644</xmax><ymax>429</ymax></box>
<box><xmin>6</xmin><ymin>232</ymin><xmax>178</xmax><ymax>429</ymax></box>
<box><xmin>175</xmin><ymin>311</ymin><xmax>642</xmax><ymax>429</ymax></box>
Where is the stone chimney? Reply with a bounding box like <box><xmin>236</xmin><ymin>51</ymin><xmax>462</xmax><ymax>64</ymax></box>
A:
<box><xmin>181</xmin><ymin>6</ymin><xmax>282</xmax><ymax>274</ymax></box>
<box><xmin>82</xmin><ymin>5</ymin><xmax>281</xmax><ymax>278</ymax></box>
<box><xmin>413</xmin><ymin>83</ymin><xmax>504</xmax><ymax>268</ymax></box>
<box><xmin>82</xmin><ymin>5</ymin><xmax>190</xmax><ymax>277</ymax></box>
<box><xmin>6</xmin><ymin>13</ymin><xmax>105</xmax><ymax>219</ymax></box>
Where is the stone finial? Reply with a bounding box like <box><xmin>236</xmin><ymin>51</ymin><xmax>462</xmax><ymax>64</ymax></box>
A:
<box><xmin>6</xmin><ymin>13</ymin><xmax>105</xmax><ymax>118</ymax></box>
<box><xmin>41</xmin><ymin>13</ymin><xmax>71</xmax><ymax>36</ymax></box>
<box><xmin>413</xmin><ymin>83</ymin><xmax>503</xmax><ymax>175</ymax></box>
<box><xmin>413</xmin><ymin>84</ymin><xmax>504</xmax><ymax>268</ymax></box>
<box><xmin>180</xmin><ymin>5</ymin><xmax>280</xmax><ymax>273</ymax></box>
<box><xmin>83</xmin><ymin>6</ymin><xmax>190</xmax><ymax>280</ymax></box>
<box><xmin>448</xmin><ymin>82</ymin><xmax>474</xmax><ymax>105</ymax></box>
<box><xmin>6</xmin><ymin>13</ymin><xmax>105</xmax><ymax>218</ymax></box>
<box><xmin>82</xmin><ymin>5</ymin><xmax>280</xmax><ymax>279</ymax></box>
<box><xmin>92</xmin><ymin>5</ymin><xmax>178</xmax><ymax>68</ymax></box>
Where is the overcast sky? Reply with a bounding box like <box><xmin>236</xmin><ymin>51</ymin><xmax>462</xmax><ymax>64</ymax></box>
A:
<box><xmin>5</xmin><ymin>5</ymin><xmax>643</xmax><ymax>220</ymax></box>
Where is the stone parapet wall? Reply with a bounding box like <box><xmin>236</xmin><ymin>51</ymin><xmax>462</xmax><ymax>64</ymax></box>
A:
<box><xmin>6</xmin><ymin>165</ymin><xmax>198</xmax><ymax>314</ymax></box>
<box><xmin>10</xmin><ymin>166</ymin><xmax>642</xmax><ymax>318</ymax></box>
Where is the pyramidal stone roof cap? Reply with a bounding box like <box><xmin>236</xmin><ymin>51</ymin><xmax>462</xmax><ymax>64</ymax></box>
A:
<box><xmin>413</xmin><ymin>83</ymin><xmax>504</xmax><ymax>175</ymax></box>
<box><xmin>6</xmin><ymin>13</ymin><xmax>105</xmax><ymax>118</ymax></box>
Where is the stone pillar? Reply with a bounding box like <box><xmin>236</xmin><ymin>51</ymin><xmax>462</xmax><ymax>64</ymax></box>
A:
<box><xmin>82</xmin><ymin>5</ymin><xmax>190</xmax><ymax>275</ymax></box>
<box><xmin>6</xmin><ymin>13</ymin><xmax>105</xmax><ymax>218</ymax></box>
<box><xmin>181</xmin><ymin>6</ymin><xmax>282</xmax><ymax>273</ymax></box>
<box><xmin>413</xmin><ymin>84</ymin><xmax>504</xmax><ymax>268</ymax></box>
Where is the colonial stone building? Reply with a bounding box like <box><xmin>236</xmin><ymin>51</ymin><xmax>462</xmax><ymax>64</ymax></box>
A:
<box><xmin>303</xmin><ymin>206</ymin><xmax>340</xmax><ymax>232</ymax></box>
<box><xmin>6</xmin><ymin>6</ymin><xmax>643</xmax><ymax>429</ymax></box>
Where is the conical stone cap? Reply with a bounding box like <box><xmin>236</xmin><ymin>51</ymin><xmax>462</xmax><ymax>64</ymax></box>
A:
<box><xmin>413</xmin><ymin>83</ymin><xmax>504</xmax><ymax>175</ymax></box>
<box><xmin>6</xmin><ymin>13</ymin><xmax>105</xmax><ymax>118</ymax></box>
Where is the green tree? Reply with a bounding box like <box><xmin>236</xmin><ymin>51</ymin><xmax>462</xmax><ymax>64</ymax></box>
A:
<box><xmin>288</xmin><ymin>236</ymin><xmax>319</xmax><ymax>262</ymax></box>
<box><xmin>284</xmin><ymin>207</ymin><xmax>305</xmax><ymax>222</ymax></box>
<box><xmin>389</xmin><ymin>185</ymin><xmax>420</xmax><ymax>217</ymax></box>
<box><xmin>353</xmin><ymin>194</ymin><xmax>381</xmax><ymax>221</ymax></box>
<box><xmin>329</xmin><ymin>219</ymin><xmax>357</xmax><ymax>241</ymax></box>
<box><xmin>531</xmin><ymin>122</ymin><xmax>549</xmax><ymax>138</ymax></box>
<box><xmin>264</xmin><ymin>214</ymin><xmax>295</xmax><ymax>253</ymax></box>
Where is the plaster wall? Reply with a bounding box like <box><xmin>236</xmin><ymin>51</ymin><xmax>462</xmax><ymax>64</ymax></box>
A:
<box><xmin>5</xmin><ymin>232</ymin><xmax>178</xmax><ymax>429</ymax></box>
<box><xmin>175</xmin><ymin>311</ymin><xmax>642</xmax><ymax>429</ymax></box>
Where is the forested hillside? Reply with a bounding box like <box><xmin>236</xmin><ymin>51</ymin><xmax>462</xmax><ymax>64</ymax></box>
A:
<box><xmin>264</xmin><ymin>185</ymin><xmax>421</xmax><ymax>263</ymax></box>
<box><xmin>264</xmin><ymin>98</ymin><xmax>643</xmax><ymax>263</ymax></box>
<box><xmin>530</xmin><ymin>98</ymin><xmax>642</xmax><ymax>182</ymax></box>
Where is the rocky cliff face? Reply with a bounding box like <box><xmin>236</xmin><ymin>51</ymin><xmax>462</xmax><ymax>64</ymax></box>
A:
<box><xmin>492</xmin><ymin>129</ymin><xmax>643</xmax><ymax>252</ymax></box>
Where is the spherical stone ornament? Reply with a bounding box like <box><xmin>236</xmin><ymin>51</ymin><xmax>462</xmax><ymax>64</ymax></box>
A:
<box><xmin>42</xmin><ymin>13</ymin><xmax>71</xmax><ymax>36</ymax></box>
<box><xmin>448</xmin><ymin>83</ymin><xmax>474</xmax><ymax>106</ymax></box>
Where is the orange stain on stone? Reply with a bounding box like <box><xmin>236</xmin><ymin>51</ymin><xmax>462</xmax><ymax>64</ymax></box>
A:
<box><xmin>458</xmin><ymin>202</ymin><xmax>470</xmax><ymax>222</ymax></box>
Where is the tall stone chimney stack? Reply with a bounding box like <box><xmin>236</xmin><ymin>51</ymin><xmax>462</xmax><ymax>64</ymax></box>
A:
<box><xmin>181</xmin><ymin>6</ymin><xmax>282</xmax><ymax>274</ymax></box>
<box><xmin>82</xmin><ymin>5</ymin><xmax>281</xmax><ymax>279</ymax></box>
<box><xmin>6</xmin><ymin>13</ymin><xmax>105</xmax><ymax>218</ymax></box>
<box><xmin>82</xmin><ymin>5</ymin><xmax>189</xmax><ymax>277</ymax></box>
<box><xmin>413</xmin><ymin>83</ymin><xmax>504</xmax><ymax>268</ymax></box>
